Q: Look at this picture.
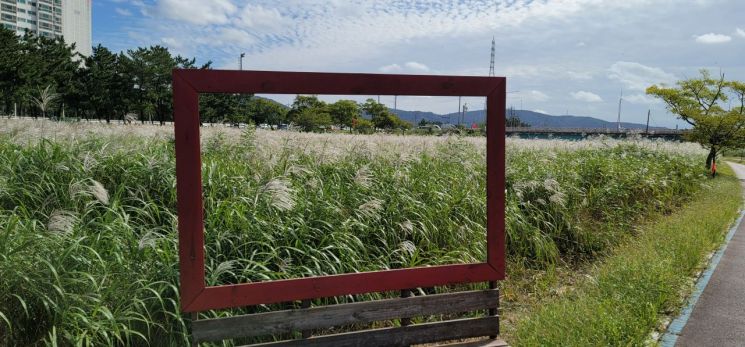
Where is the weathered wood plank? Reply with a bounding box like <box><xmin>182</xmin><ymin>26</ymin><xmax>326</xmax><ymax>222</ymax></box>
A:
<box><xmin>299</xmin><ymin>300</ymin><xmax>311</xmax><ymax>339</ymax></box>
<box><xmin>487</xmin><ymin>282</ymin><xmax>498</xmax><ymax>339</ymax></box>
<box><xmin>193</xmin><ymin>289</ymin><xmax>498</xmax><ymax>343</ymax></box>
<box><xmin>434</xmin><ymin>338</ymin><xmax>509</xmax><ymax>347</ymax></box>
<box><xmin>400</xmin><ymin>289</ymin><xmax>414</xmax><ymax>327</ymax></box>
<box><xmin>246</xmin><ymin>316</ymin><xmax>499</xmax><ymax>347</ymax></box>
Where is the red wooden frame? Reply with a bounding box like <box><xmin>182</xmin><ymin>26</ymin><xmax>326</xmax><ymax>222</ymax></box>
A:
<box><xmin>173</xmin><ymin>69</ymin><xmax>506</xmax><ymax>312</ymax></box>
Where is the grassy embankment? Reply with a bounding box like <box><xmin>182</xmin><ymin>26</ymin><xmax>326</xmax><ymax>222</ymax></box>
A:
<box><xmin>0</xmin><ymin>120</ymin><xmax>719</xmax><ymax>346</ymax></box>
<box><xmin>511</xmin><ymin>163</ymin><xmax>742</xmax><ymax>346</ymax></box>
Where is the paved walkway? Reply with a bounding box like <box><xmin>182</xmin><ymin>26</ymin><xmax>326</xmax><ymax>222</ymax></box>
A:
<box><xmin>675</xmin><ymin>162</ymin><xmax>745</xmax><ymax>346</ymax></box>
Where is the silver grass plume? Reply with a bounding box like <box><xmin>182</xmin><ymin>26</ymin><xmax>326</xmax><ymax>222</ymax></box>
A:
<box><xmin>399</xmin><ymin>220</ymin><xmax>414</xmax><ymax>235</ymax></box>
<box><xmin>89</xmin><ymin>180</ymin><xmax>110</xmax><ymax>205</ymax></box>
<box><xmin>354</xmin><ymin>165</ymin><xmax>373</xmax><ymax>189</ymax></box>
<box><xmin>47</xmin><ymin>210</ymin><xmax>77</xmax><ymax>234</ymax></box>
<box><xmin>399</xmin><ymin>240</ymin><xmax>417</xmax><ymax>255</ymax></box>
<box><xmin>262</xmin><ymin>178</ymin><xmax>296</xmax><ymax>211</ymax></box>
<box><xmin>358</xmin><ymin>198</ymin><xmax>383</xmax><ymax>219</ymax></box>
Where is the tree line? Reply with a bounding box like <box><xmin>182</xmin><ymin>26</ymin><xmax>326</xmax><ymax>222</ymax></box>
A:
<box><xmin>0</xmin><ymin>27</ymin><xmax>412</xmax><ymax>132</ymax></box>
<box><xmin>1</xmin><ymin>27</ymin><xmax>200</xmax><ymax>124</ymax></box>
<box><xmin>208</xmin><ymin>94</ymin><xmax>412</xmax><ymax>132</ymax></box>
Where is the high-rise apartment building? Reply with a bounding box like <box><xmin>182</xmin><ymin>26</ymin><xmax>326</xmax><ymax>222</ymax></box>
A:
<box><xmin>0</xmin><ymin>0</ymin><xmax>91</xmax><ymax>56</ymax></box>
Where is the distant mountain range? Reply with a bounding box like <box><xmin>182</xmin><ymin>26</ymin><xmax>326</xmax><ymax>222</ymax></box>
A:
<box><xmin>391</xmin><ymin>108</ymin><xmax>667</xmax><ymax>130</ymax></box>
<box><xmin>257</xmin><ymin>96</ymin><xmax>665</xmax><ymax>130</ymax></box>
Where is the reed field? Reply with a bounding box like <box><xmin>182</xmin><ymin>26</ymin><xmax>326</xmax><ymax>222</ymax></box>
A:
<box><xmin>0</xmin><ymin>119</ymin><xmax>711</xmax><ymax>346</ymax></box>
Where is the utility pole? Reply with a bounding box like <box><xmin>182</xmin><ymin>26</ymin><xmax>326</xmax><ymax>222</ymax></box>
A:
<box><xmin>616</xmin><ymin>90</ymin><xmax>623</xmax><ymax>132</ymax></box>
<box><xmin>240</xmin><ymin>52</ymin><xmax>245</xmax><ymax>70</ymax></box>
<box><xmin>458</xmin><ymin>96</ymin><xmax>461</xmax><ymax>126</ymax></box>
<box><xmin>461</xmin><ymin>103</ymin><xmax>468</xmax><ymax>126</ymax></box>
<box><xmin>483</xmin><ymin>101</ymin><xmax>487</xmax><ymax>124</ymax></box>
<box><xmin>645</xmin><ymin>109</ymin><xmax>650</xmax><ymax>134</ymax></box>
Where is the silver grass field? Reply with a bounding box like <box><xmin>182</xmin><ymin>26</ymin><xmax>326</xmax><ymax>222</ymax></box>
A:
<box><xmin>0</xmin><ymin>119</ymin><xmax>707</xmax><ymax>346</ymax></box>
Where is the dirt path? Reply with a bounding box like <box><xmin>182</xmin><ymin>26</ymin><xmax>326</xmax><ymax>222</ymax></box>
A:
<box><xmin>674</xmin><ymin>161</ymin><xmax>745</xmax><ymax>346</ymax></box>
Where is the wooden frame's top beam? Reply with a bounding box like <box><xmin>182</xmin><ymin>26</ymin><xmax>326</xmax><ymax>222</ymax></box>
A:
<box><xmin>174</xmin><ymin>69</ymin><xmax>503</xmax><ymax>96</ymax></box>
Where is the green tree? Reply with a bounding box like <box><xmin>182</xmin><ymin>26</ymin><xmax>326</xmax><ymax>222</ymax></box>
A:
<box><xmin>362</xmin><ymin>98</ymin><xmax>410</xmax><ymax>130</ymax></box>
<box><xmin>287</xmin><ymin>95</ymin><xmax>325</xmax><ymax>124</ymax></box>
<box><xmin>328</xmin><ymin>99</ymin><xmax>359</xmax><ymax>128</ymax></box>
<box><xmin>31</xmin><ymin>35</ymin><xmax>79</xmax><ymax>118</ymax></box>
<box><xmin>118</xmin><ymin>48</ymin><xmax>150</xmax><ymax>123</ymax></box>
<box><xmin>0</xmin><ymin>27</ymin><xmax>24</xmax><ymax>116</ymax></box>
<box><xmin>120</xmin><ymin>45</ymin><xmax>204</xmax><ymax>125</ymax></box>
<box><xmin>146</xmin><ymin>46</ymin><xmax>183</xmax><ymax>125</ymax></box>
<box><xmin>8</xmin><ymin>32</ymin><xmax>79</xmax><ymax>119</ymax></box>
<box><xmin>506</xmin><ymin>116</ymin><xmax>530</xmax><ymax>127</ymax></box>
<box><xmin>250</xmin><ymin>98</ymin><xmax>287</xmax><ymax>129</ymax></box>
<box><xmin>353</xmin><ymin>117</ymin><xmax>374</xmax><ymax>133</ymax></box>
<box><xmin>295</xmin><ymin>107</ymin><xmax>331</xmax><ymax>132</ymax></box>
<box><xmin>82</xmin><ymin>45</ymin><xmax>121</xmax><ymax>122</ymax></box>
<box><xmin>647</xmin><ymin>70</ymin><xmax>745</xmax><ymax>170</ymax></box>
<box><xmin>200</xmin><ymin>93</ymin><xmax>237</xmax><ymax>124</ymax></box>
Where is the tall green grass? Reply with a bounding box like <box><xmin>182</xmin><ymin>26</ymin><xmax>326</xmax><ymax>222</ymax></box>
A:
<box><xmin>0</xmin><ymin>129</ymin><xmax>706</xmax><ymax>346</ymax></box>
<box><xmin>511</xmin><ymin>164</ymin><xmax>741</xmax><ymax>346</ymax></box>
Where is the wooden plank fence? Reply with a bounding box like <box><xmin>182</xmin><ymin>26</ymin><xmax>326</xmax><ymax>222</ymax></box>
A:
<box><xmin>191</xmin><ymin>287</ymin><xmax>504</xmax><ymax>346</ymax></box>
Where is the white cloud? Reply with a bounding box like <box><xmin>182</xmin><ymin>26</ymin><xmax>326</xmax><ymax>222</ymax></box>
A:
<box><xmin>736</xmin><ymin>28</ymin><xmax>745</xmax><ymax>38</ymax></box>
<box><xmin>234</xmin><ymin>4</ymin><xmax>288</xmax><ymax>31</ymax></box>
<box><xmin>503</xmin><ymin>65</ymin><xmax>543</xmax><ymax>78</ymax></box>
<box><xmin>379</xmin><ymin>62</ymin><xmax>430</xmax><ymax>73</ymax></box>
<box><xmin>115</xmin><ymin>8</ymin><xmax>132</xmax><ymax>16</ymax></box>
<box><xmin>525</xmin><ymin>90</ymin><xmax>549</xmax><ymax>102</ymax></box>
<box><xmin>694</xmin><ymin>33</ymin><xmax>732</xmax><ymax>44</ymax></box>
<box><xmin>161</xmin><ymin>37</ymin><xmax>181</xmax><ymax>49</ymax></box>
<box><xmin>567</xmin><ymin>71</ymin><xmax>593</xmax><ymax>80</ymax></box>
<box><xmin>221</xmin><ymin>28</ymin><xmax>255</xmax><ymax>46</ymax></box>
<box><xmin>624</xmin><ymin>94</ymin><xmax>660</xmax><ymax>105</ymax></box>
<box><xmin>608</xmin><ymin>62</ymin><xmax>676</xmax><ymax>91</ymax></box>
<box><xmin>131</xmin><ymin>0</ymin><xmax>660</xmax><ymax>72</ymax></box>
<box><xmin>379</xmin><ymin>64</ymin><xmax>402</xmax><ymax>73</ymax></box>
<box><xmin>404</xmin><ymin>61</ymin><xmax>430</xmax><ymax>72</ymax></box>
<box><xmin>156</xmin><ymin>0</ymin><xmax>236</xmax><ymax>25</ymax></box>
<box><xmin>533</xmin><ymin>109</ymin><xmax>548</xmax><ymax>114</ymax></box>
<box><xmin>571</xmin><ymin>91</ymin><xmax>603</xmax><ymax>103</ymax></box>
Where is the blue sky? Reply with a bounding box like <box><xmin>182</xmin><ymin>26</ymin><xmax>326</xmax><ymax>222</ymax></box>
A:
<box><xmin>94</xmin><ymin>0</ymin><xmax>745</xmax><ymax>128</ymax></box>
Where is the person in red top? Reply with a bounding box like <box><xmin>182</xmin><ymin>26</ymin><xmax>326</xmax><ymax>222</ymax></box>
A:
<box><xmin>712</xmin><ymin>158</ymin><xmax>717</xmax><ymax>177</ymax></box>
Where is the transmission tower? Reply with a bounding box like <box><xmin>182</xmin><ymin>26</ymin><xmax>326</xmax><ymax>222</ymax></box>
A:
<box><xmin>489</xmin><ymin>36</ymin><xmax>495</xmax><ymax>77</ymax></box>
<box><xmin>484</xmin><ymin>37</ymin><xmax>496</xmax><ymax>124</ymax></box>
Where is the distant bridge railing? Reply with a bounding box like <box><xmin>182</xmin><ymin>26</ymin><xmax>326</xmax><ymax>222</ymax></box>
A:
<box><xmin>505</xmin><ymin>127</ymin><xmax>685</xmax><ymax>140</ymax></box>
<box><xmin>506</xmin><ymin>127</ymin><xmax>684</xmax><ymax>134</ymax></box>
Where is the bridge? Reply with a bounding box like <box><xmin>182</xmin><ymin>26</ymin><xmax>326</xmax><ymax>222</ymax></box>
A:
<box><xmin>505</xmin><ymin>127</ymin><xmax>685</xmax><ymax>141</ymax></box>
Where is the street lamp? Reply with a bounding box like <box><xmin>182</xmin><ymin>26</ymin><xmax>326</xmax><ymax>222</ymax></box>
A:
<box><xmin>240</xmin><ymin>53</ymin><xmax>245</xmax><ymax>71</ymax></box>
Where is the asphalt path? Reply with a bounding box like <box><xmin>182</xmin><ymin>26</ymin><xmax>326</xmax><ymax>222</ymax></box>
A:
<box><xmin>676</xmin><ymin>161</ymin><xmax>745</xmax><ymax>346</ymax></box>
